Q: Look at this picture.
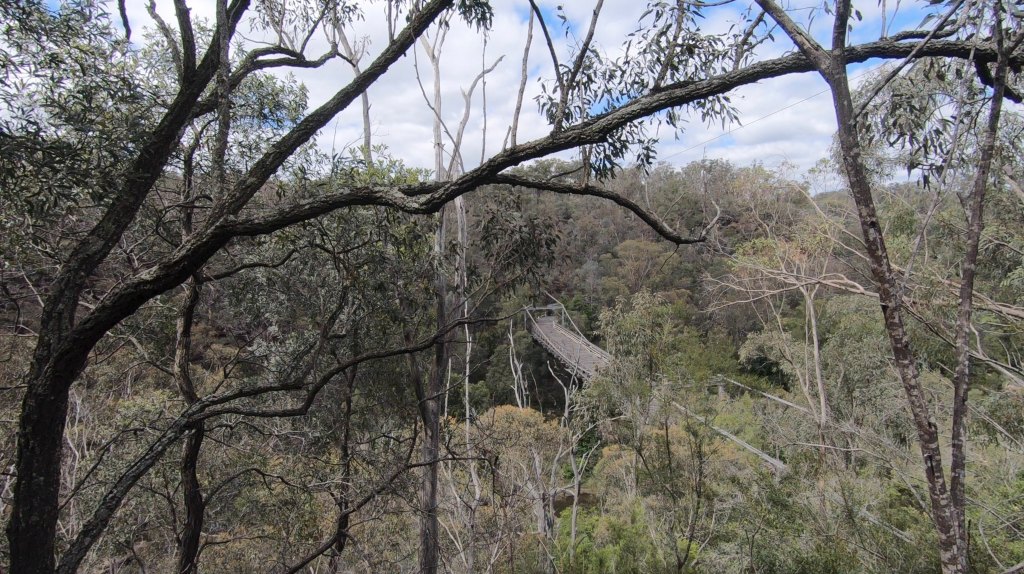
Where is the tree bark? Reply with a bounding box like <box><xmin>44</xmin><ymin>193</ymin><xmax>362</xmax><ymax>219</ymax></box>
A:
<box><xmin>419</xmin><ymin>396</ymin><xmax>442</xmax><ymax>574</ymax></box>
<box><xmin>949</xmin><ymin>9</ymin><xmax>1010</xmax><ymax>571</ymax></box>
<box><xmin>419</xmin><ymin>208</ymin><xmax>447</xmax><ymax>574</ymax></box>
<box><xmin>177</xmin><ymin>0</ymin><xmax>227</xmax><ymax>553</ymax></box>
<box><xmin>828</xmin><ymin>64</ymin><xmax>961</xmax><ymax>572</ymax></box>
<box><xmin>418</xmin><ymin>26</ymin><xmax>449</xmax><ymax>572</ymax></box>
<box><xmin>176</xmin><ymin>426</ymin><xmax>205</xmax><ymax>574</ymax></box>
<box><xmin>7</xmin><ymin>375</ymin><xmax>73</xmax><ymax>574</ymax></box>
<box><xmin>174</xmin><ymin>277</ymin><xmax>205</xmax><ymax>574</ymax></box>
<box><xmin>328</xmin><ymin>366</ymin><xmax>358</xmax><ymax>572</ymax></box>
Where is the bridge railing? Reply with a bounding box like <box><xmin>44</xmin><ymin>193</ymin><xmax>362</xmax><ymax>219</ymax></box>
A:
<box><xmin>524</xmin><ymin>302</ymin><xmax>611</xmax><ymax>359</ymax></box>
<box><xmin>523</xmin><ymin>303</ymin><xmax>611</xmax><ymax>378</ymax></box>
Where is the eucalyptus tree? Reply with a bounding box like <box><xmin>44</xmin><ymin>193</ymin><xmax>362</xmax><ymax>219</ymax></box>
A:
<box><xmin>410</xmin><ymin>17</ymin><xmax>504</xmax><ymax>569</ymax></box>
<box><xmin>748</xmin><ymin>0</ymin><xmax>1021</xmax><ymax>570</ymax></box>
<box><xmin>2</xmin><ymin>0</ymin><xmax>1022</xmax><ymax>572</ymax></box>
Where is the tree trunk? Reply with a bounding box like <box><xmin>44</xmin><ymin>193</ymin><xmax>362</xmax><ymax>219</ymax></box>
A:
<box><xmin>9</xmin><ymin>296</ymin><xmax>98</xmax><ymax>572</ymax></box>
<box><xmin>826</xmin><ymin>53</ymin><xmax>963</xmax><ymax>574</ymax></box>
<box><xmin>328</xmin><ymin>510</ymin><xmax>351</xmax><ymax>572</ymax></box>
<box><xmin>7</xmin><ymin>369</ymin><xmax>75</xmax><ymax>574</ymax></box>
<box><xmin>329</xmin><ymin>366</ymin><xmax>358</xmax><ymax>572</ymax></box>
<box><xmin>419</xmin><ymin>208</ymin><xmax>447</xmax><ymax>574</ymax></box>
<box><xmin>418</xmin><ymin>29</ymin><xmax>447</xmax><ymax>573</ymax></box>
<box><xmin>176</xmin><ymin>426</ymin><xmax>205</xmax><ymax>574</ymax></box>
<box><xmin>949</xmin><ymin>10</ymin><xmax>1009</xmax><ymax>571</ymax></box>
<box><xmin>419</xmin><ymin>402</ymin><xmax>442</xmax><ymax>574</ymax></box>
<box><xmin>751</xmin><ymin>1</ymin><xmax>970</xmax><ymax>569</ymax></box>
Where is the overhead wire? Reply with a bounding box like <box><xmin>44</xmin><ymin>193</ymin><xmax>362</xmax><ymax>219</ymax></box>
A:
<box><xmin>660</xmin><ymin>62</ymin><xmax>888</xmax><ymax>162</ymax></box>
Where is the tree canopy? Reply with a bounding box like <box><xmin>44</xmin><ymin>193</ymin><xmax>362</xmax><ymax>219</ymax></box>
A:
<box><xmin>0</xmin><ymin>0</ymin><xmax>1022</xmax><ymax>572</ymax></box>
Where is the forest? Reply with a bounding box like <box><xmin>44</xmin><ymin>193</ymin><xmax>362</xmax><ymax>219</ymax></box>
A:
<box><xmin>1</xmin><ymin>0</ymin><xmax>1023</xmax><ymax>573</ymax></box>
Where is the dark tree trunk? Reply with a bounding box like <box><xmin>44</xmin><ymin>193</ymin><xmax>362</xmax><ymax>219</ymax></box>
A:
<box><xmin>825</xmin><ymin>64</ymin><xmax>962</xmax><ymax>573</ymax></box>
<box><xmin>172</xmin><ymin>270</ymin><xmax>205</xmax><ymax>574</ymax></box>
<box><xmin>7</xmin><ymin>371</ymin><xmax>75</xmax><ymax>574</ymax></box>
<box><xmin>327</xmin><ymin>509</ymin><xmax>351</xmax><ymax>572</ymax></box>
<box><xmin>328</xmin><ymin>365</ymin><xmax>358</xmax><ymax>572</ymax></box>
<box><xmin>401</xmin><ymin>289</ymin><xmax>444</xmax><ymax>574</ymax></box>
<box><xmin>418</xmin><ymin>205</ymin><xmax>448</xmax><ymax>574</ymax></box>
<box><xmin>176</xmin><ymin>425</ymin><xmax>206</xmax><ymax>574</ymax></box>
<box><xmin>949</xmin><ymin>9</ymin><xmax>1009</xmax><ymax>571</ymax></box>
<box><xmin>418</xmin><ymin>306</ymin><xmax>445</xmax><ymax>572</ymax></box>
<box><xmin>418</xmin><ymin>406</ymin><xmax>441</xmax><ymax>574</ymax></box>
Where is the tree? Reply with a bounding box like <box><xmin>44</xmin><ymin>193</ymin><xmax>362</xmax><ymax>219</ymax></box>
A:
<box><xmin>2</xmin><ymin>0</ymin><xmax>1020</xmax><ymax>572</ymax></box>
<box><xmin>750</xmin><ymin>0</ymin><xmax>1020</xmax><ymax>570</ymax></box>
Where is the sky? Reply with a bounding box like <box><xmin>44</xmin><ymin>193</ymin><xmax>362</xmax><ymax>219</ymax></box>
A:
<box><xmin>125</xmin><ymin>0</ymin><xmax>940</xmax><ymax>177</ymax></box>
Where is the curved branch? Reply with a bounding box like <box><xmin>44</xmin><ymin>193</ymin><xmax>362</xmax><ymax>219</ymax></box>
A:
<box><xmin>554</xmin><ymin>0</ymin><xmax>604</xmax><ymax>129</ymax></box>
<box><xmin>528</xmin><ymin>0</ymin><xmax>564</xmax><ymax>99</ymax></box>
<box><xmin>492</xmin><ymin>173</ymin><xmax>707</xmax><ymax>245</ymax></box>
<box><xmin>62</xmin><ymin>37</ymin><xmax>1023</xmax><ymax>372</ymax></box>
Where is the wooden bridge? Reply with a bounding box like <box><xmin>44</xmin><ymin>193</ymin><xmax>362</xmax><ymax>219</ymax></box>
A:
<box><xmin>524</xmin><ymin>302</ymin><xmax>792</xmax><ymax>475</ymax></box>
<box><xmin>524</xmin><ymin>304</ymin><xmax>611</xmax><ymax>379</ymax></box>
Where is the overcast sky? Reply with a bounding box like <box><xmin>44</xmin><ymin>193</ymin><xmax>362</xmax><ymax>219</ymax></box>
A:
<box><xmin>128</xmin><ymin>0</ymin><xmax>937</xmax><ymax>177</ymax></box>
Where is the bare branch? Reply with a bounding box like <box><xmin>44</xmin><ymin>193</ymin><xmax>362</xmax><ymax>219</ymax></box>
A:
<box><xmin>493</xmin><ymin>174</ymin><xmax>710</xmax><ymax>245</ymax></box>
<box><xmin>204</xmin><ymin>249</ymin><xmax>298</xmax><ymax>281</ymax></box>
<box><xmin>554</xmin><ymin>0</ymin><xmax>604</xmax><ymax>129</ymax></box>
<box><xmin>528</xmin><ymin>0</ymin><xmax>565</xmax><ymax>100</ymax></box>
<box><xmin>510</xmin><ymin>11</ymin><xmax>534</xmax><ymax>148</ymax></box>
<box><xmin>206</xmin><ymin>0</ymin><xmax>456</xmax><ymax>222</ymax></box>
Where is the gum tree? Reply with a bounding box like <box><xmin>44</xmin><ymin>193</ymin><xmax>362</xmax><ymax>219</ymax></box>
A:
<box><xmin>751</xmin><ymin>0</ymin><xmax>1020</xmax><ymax>570</ymax></box>
<box><xmin>1</xmin><ymin>0</ymin><xmax>1021</xmax><ymax>572</ymax></box>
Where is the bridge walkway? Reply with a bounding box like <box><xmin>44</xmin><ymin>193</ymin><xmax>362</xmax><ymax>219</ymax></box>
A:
<box><xmin>524</xmin><ymin>305</ymin><xmax>610</xmax><ymax>379</ymax></box>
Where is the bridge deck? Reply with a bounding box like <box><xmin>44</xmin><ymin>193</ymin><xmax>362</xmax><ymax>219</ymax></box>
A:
<box><xmin>527</xmin><ymin>314</ymin><xmax>611</xmax><ymax>379</ymax></box>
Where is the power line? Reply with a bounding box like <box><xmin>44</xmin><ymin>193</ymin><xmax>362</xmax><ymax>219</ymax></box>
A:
<box><xmin>661</xmin><ymin>64</ymin><xmax>884</xmax><ymax>161</ymax></box>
